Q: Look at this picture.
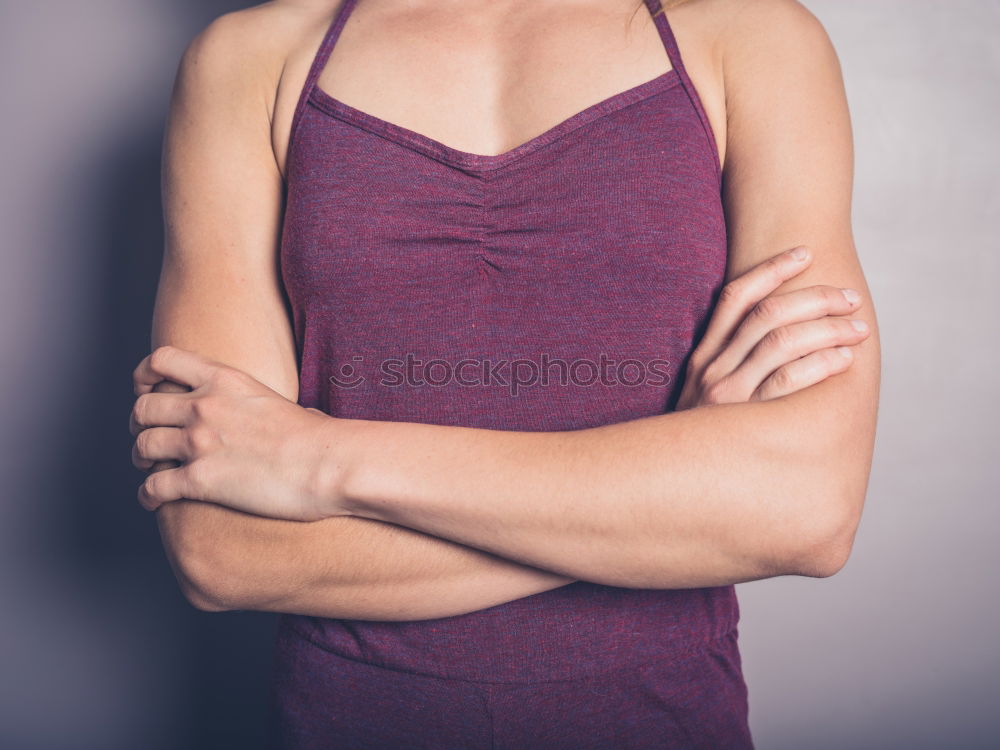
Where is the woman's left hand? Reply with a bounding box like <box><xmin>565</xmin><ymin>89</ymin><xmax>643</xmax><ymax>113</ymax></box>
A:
<box><xmin>130</xmin><ymin>345</ymin><xmax>348</xmax><ymax>521</ymax></box>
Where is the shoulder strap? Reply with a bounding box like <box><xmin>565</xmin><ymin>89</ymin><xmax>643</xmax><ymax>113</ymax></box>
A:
<box><xmin>644</xmin><ymin>0</ymin><xmax>723</xmax><ymax>184</ymax></box>
<box><xmin>288</xmin><ymin>0</ymin><xmax>362</xmax><ymax>150</ymax></box>
<box><xmin>643</xmin><ymin>0</ymin><xmax>686</xmax><ymax>76</ymax></box>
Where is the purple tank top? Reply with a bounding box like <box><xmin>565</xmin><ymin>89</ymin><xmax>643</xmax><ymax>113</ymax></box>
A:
<box><xmin>277</xmin><ymin>0</ymin><xmax>736</xmax><ymax>684</ymax></box>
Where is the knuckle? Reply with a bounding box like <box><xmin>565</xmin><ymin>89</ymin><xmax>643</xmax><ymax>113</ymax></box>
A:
<box><xmin>695</xmin><ymin>363</ymin><xmax>721</xmax><ymax>393</ymax></box>
<box><xmin>768</xmin><ymin>254</ymin><xmax>790</xmax><ymax>279</ymax></box>
<box><xmin>701</xmin><ymin>381</ymin><xmax>726</xmax><ymax>405</ymax></box>
<box><xmin>149</xmin><ymin>345</ymin><xmax>175</xmax><ymax>372</ymax></box>
<box><xmin>133</xmin><ymin>393</ymin><xmax>152</xmax><ymax>426</ymax></box>
<box><xmin>143</xmin><ymin>472</ymin><xmax>160</xmax><ymax>500</ymax></box>
<box><xmin>763</xmin><ymin>326</ymin><xmax>795</xmax><ymax>352</ymax></box>
<box><xmin>186</xmin><ymin>425</ymin><xmax>213</xmax><ymax>455</ymax></box>
<box><xmin>685</xmin><ymin>351</ymin><xmax>706</xmax><ymax>376</ymax></box>
<box><xmin>770</xmin><ymin>366</ymin><xmax>797</xmax><ymax>393</ymax></box>
<box><xmin>829</xmin><ymin>318</ymin><xmax>854</xmax><ymax>340</ymax></box>
<box><xmin>190</xmin><ymin>395</ymin><xmax>216</xmax><ymax>420</ymax></box>
<box><xmin>752</xmin><ymin>296</ymin><xmax>782</xmax><ymax>322</ymax></box>
<box><xmin>135</xmin><ymin>429</ymin><xmax>154</xmax><ymax>458</ymax></box>
<box><xmin>703</xmin><ymin>357</ymin><xmax>730</xmax><ymax>382</ymax></box>
<box><xmin>717</xmin><ymin>281</ymin><xmax>743</xmax><ymax>307</ymax></box>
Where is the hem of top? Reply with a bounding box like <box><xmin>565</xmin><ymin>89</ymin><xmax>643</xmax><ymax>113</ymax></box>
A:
<box><xmin>280</xmin><ymin>617</ymin><xmax>740</xmax><ymax>685</ymax></box>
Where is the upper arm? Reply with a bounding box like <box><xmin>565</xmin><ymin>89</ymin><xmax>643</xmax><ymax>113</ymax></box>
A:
<box><xmin>156</xmin><ymin>9</ymin><xmax>298</xmax><ymax>398</ymax></box>
<box><xmin>152</xmin><ymin>10</ymin><xmax>301</xmax><ymax>608</ymax></box>
<box><xmin>719</xmin><ymin>0</ymin><xmax>881</xmax><ymax>528</ymax></box>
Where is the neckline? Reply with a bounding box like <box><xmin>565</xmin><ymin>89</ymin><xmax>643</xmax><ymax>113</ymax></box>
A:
<box><xmin>308</xmin><ymin>69</ymin><xmax>681</xmax><ymax>173</ymax></box>
<box><xmin>292</xmin><ymin>0</ymin><xmax>690</xmax><ymax>174</ymax></box>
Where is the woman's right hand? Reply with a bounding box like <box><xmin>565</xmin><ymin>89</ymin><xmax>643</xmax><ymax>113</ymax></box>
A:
<box><xmin>674</xmin><ymin>245</ymin><xmax>870</xmax><ymax>410</ymax></box>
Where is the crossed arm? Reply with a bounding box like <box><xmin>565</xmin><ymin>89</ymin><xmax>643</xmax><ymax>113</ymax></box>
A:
<box><xmin>147</xmin><ymin>1</ymin><xmax>879</xmax><ymax>616</ymax></box>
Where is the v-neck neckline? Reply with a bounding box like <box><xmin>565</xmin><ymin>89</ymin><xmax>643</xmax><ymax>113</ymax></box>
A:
<box><xmin>308</xmin><ymin>69</ymin><xmax>681</xmax><ymax>173</ymax></box>
<box><xmin>290</xmin><ymin>0</ymin><xmax>704</xmax><ymax>175</ymax></box>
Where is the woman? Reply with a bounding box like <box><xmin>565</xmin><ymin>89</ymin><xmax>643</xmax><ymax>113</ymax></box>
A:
<box><xmin>131</xmin><ymin>0</ymin><xmax>880</xmax><ymax>746</ymax></box>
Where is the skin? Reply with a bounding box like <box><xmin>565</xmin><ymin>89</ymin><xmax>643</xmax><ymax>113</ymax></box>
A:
<box><xmin>135</xmin><ymin>0</ymin><xmax>880</xmax><ymax>616</ymax></box>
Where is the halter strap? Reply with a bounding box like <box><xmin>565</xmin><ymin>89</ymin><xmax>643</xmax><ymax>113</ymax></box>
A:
<box><xmin>288</xmin><ymin>0</ymin><xmax>362</xmax><ymax>153</ymax></box>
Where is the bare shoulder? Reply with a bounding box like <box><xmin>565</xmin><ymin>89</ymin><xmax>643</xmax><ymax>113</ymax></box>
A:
<box><xmin>706</xmin><ymin>0</ymin><xmax>858</xmax><ymax>285</ymax></box>
<box><xmin>715</xmin><ymin>0</ymin><xmax>851</xmax><ymax>181</ymax></box>
<box><xmin>716</xmin><ymin>0</ymin><xmax>843</xmax><ymax>85</ymax></box>
<box><xmin>171</xmin><ymin>1</ymin><xmax>334</xmax><ymax>178</ymax></box>
<box><xmin>664</xmin><ymin>0</ymin><xmax>842</xmax><ymax>169</ymax></box>
<box><xmin>174</xmin><ymin>2</ymin><xmax>303</xmax><ymax>101</ymax></box>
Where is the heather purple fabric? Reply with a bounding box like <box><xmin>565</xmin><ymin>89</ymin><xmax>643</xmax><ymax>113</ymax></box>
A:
<box><xmin>270</xmin><ymin>625</ymin><xmax>751</xmax><ymax>749</ymax></box>
<box><xmin>272</xmin><ymin>0</ymin><xmax>751</xmax><ymax>744</ymax></box>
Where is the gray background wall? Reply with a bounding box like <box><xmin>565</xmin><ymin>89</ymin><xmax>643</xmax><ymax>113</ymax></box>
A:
<box><xmin>1</xmin><ymin>1</ymin><xmax>996</xmax><ymax>748</ymax></box>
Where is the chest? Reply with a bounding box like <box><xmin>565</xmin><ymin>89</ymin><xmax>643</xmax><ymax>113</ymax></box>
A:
<box><xmin>282</xmin><ymin>78</ymin><xmax>724</xmax><ymax>320</ymax></box>
<box><xmin>279</xmin><ymin>87</ymin><xmax>726</xmax><ymax>432</ymax></box>
<box><xmin>311</xmin><ymin>0</ymin><xmax>678</xmax><ymax>159</ymax></box>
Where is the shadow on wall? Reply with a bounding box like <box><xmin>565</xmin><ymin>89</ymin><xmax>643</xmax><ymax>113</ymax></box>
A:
<box><xmin>40</xmin><ymin>2</ymin><xmax>281</xmax><ymax>749</ymax></box>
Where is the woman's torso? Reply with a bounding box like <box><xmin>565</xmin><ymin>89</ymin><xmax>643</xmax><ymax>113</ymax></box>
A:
<box><xmin>275</xmin><ymin>0</ymin><xmax>738</xmax><ymax>683</ymax></box>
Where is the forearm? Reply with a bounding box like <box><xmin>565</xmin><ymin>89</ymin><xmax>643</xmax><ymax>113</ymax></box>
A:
<box><xmin>338</xmin><ymin>378</ymin><xmax>867</xmax><ymax>590</ymax></box>
<box><xmin>156</xmin><ymin>499</ymin><xmax>576</xmax><ymax>618</ymax></box>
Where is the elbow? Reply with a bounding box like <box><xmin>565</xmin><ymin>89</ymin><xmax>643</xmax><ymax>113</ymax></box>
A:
<box><xmin>793</xmin><ymin>533</ymin><xmax>853</xmax><ymax>579</ymax></box>
<box><xmin>781</xmin><ymin>420</ymin><xmax>873</xmax><ymax>579</ymax></box>
<box><xmin>181</xmin><ymin>580</ymin><xmax>231</xmax><ymax>613</ymax></box>
<box><xmin>159</xmin><ymin>511</ymin><xmax>242</xmax><ymax>612</ymax></box>
<box><xmin>181</xmin><ymin>541</ymin><xmax>248</xmax><ymax>612</ymax></box>
<box><xmin>786</xmin><ymin>490</ymin><xmax>862</xmax><ymax>579</ymax></box>
<box><xmin>174</xmin><ymin>545</ymin><xmax>237</xmax><ymax>612</ymax></box>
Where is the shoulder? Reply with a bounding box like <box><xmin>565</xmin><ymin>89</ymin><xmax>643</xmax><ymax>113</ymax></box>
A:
<box><xmin>172</xmin><ymin>2</ymin><xmax>331</xmax><ymax>116</ymax></box>
<box><xmin>170</xmin><ymin>2</ymin><xmax>336</xmax><ymax>175</ymax></box>
<box><xmin>180</xmin><ymin>1</ymin><xmax>327</xmax><ymax>63</ymax></box>
<box><xmin>177</xmin><ymin>3</ymin><xmax>293</xmax><ymax>86</ymax></box>
<box><xmin>721</xmin><ymin>0</ymin><xmax>832</xmax><ymax>39</ymax></box>
<box><xmin>714</xmin><ymin>0</ymin><xmax>849</xmax><ymax>153</ymax></box>
<box><xmin>671</xmin><ymin>0</ymin><xmax>848</xmax><ymax>174</ymax></box>
<box><xmin>716</xmin><ymin>0</ymin><xmax>842</xmax><ymax>83</ymax></box>
<box><xmin>707</xmin><ymin>1</ymin><xmax>856</xmax><ymax>276</ymax></box>
<box><xmin>652</xmin><ymin>0</ymin><xmax>840</xmax><ymax>172</ymax></box>
<box><xmin>670</xmin><ymin>0</ymin><xmax>838</xmax><ymax>71</ymax></box>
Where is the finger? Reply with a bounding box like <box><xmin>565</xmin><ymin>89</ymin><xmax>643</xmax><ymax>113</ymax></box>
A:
<box><xmin>709</xmin><ymin>285</ymin><xmax>863</xmax><ymax>378</ymax></box>
<box><xmin>149</xmin><ymin>458</ymin><xmax>181</xmax><ymax>474</ymax></box>
<box><xmin>727</xmin><ymin>317</ymin><xmax>870</xmax><ymax>395</ymax></box>
<box><xmin>132</xmin><ymin>426</ymin><xmax>189</xmax><ymax>470</ymax></box>
<box><xmin>131</xmin><ymin>378</ymin><xmax>191</xmax><ymax>409</ymax></box>
<box><xmin>696</xmin><ymin>246</ymin><xmax>813</xmax><ymax>360</ymax></box>
<box><xmin>129</xmin><ymin>391</ymin><xmax>193</xmax><ymax>437</ymax></box>
<box><xmin>137</xmin><ymin>464</ymin><xmax>195</xmax><ymax>512</ymax></box>
<box><xmin>751</xmin><ymin>346</ymin><xmax>856</xmax><ymax>401</ymax></box>
<box><xmin>151</xmin><ymin>379</ymin><xmax>192</xmax><ymax>397</ymax></box>
<box><xmin>133</xmin><ymin>345</ymin><xmax>217</xmax><ymax>396</ymax></box>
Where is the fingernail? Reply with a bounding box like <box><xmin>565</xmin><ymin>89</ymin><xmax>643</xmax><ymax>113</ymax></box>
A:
<box><xmin>842</xmin><ymin>288</ymin><xmax>861</xmax><ymax>304</ymax></box>
<box><xmin>790</xmin><ymin>246</ymin><xmax>809</xmax><ymax>261</ymax></box>
<box><xmin>838</xmin><ymin>346</ymin><xmax>853</xmax><ymax>358</ymax></box>
<box><xmin>851</xmin><ymin>319</ymin><xmax>868</xmax><ymax>332</ymax></box>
